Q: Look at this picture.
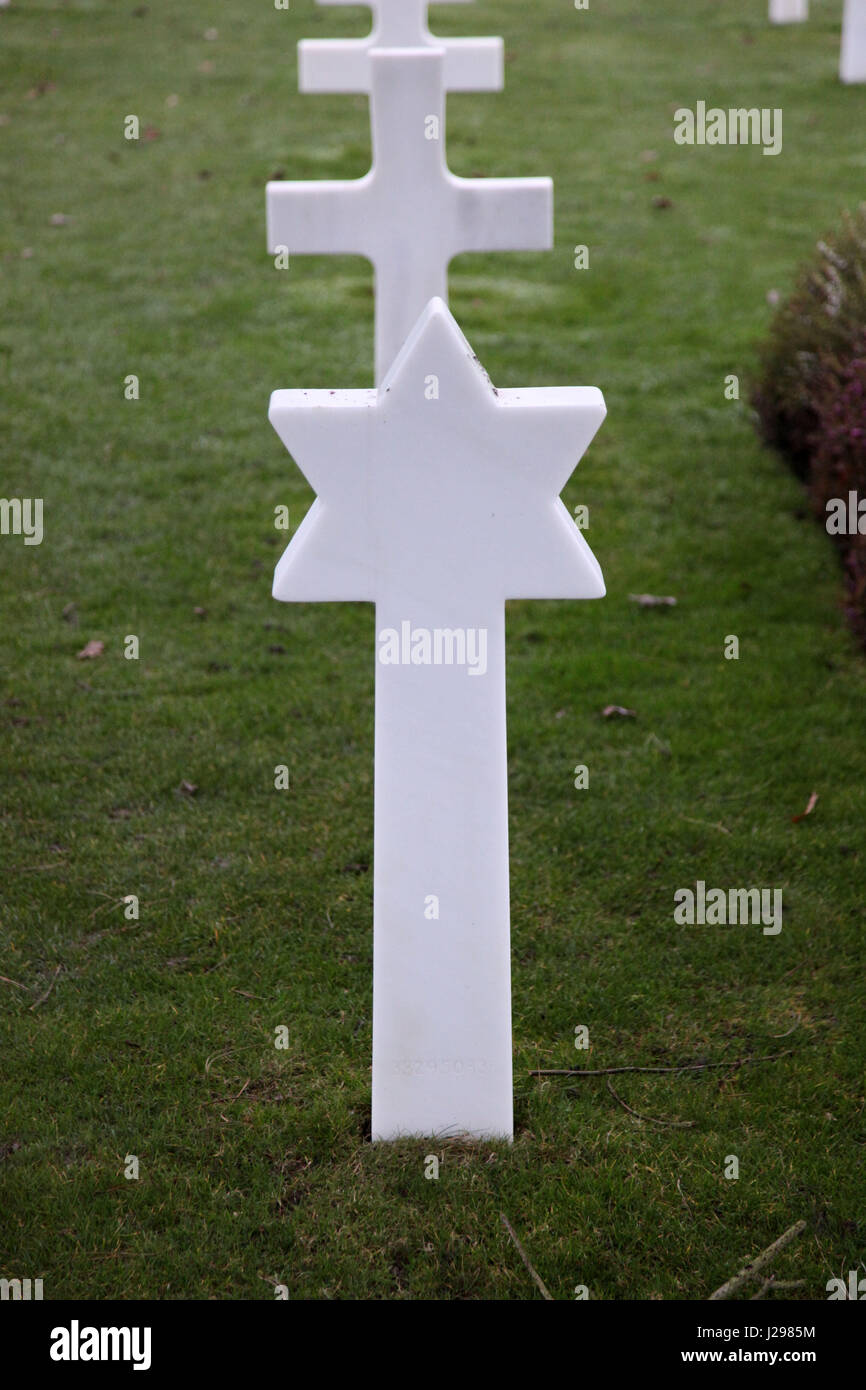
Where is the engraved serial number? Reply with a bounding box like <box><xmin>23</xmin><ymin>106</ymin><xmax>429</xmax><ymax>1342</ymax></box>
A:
<box><xmin>394</xmin><ymin>1058</ymin><xmax>491</xmax><ymax>1077</ymax></box>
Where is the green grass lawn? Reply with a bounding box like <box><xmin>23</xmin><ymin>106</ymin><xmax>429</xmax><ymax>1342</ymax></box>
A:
<box><xmin>1</xmin><ymin>0</ymin><xmax>864</xmax><ymax>1300</ymax></box>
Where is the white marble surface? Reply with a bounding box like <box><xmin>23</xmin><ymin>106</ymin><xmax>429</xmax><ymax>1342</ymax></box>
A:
<box><xmin>269</xmin><ymin>299</ymin><xmax>606</xmax><ymax>1140</ymax></box>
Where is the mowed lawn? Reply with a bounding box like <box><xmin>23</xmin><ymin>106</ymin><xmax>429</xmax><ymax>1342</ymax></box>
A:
<box><xmin>1</xmin><ymin>0</ymin><xmax>864</xmax><ymax>1300</ymax></box>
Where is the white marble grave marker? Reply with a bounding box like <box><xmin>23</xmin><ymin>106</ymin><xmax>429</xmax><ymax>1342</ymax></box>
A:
<box><xmin>299</xmin><ymin>0</ymin><xmax>503</xmax><ymax>93</ymax></box>
<box><xmin>769</xmin><ymin>0</ymin><xmax>808</xmax><ymax>22</ymax></box>
<box><xmin>841</xmin><ymin>0</ymin><xmax>866</xmax><ymax>81</ymax></box>
<box><xmin>267</xmin><ymin>47</ymin><xmax>552</xmax><ymax>383</ymax></box>
<box><xmin>269</xmin><ymin>299</ymin><xmax>606</xmax><ymax>1140</ymax></box>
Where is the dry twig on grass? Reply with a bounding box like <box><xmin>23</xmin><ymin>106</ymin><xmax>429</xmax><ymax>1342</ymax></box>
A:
<box><xmin>500</xmin><ymin>1212</ymin><xmax>553</xmax><ymax>1301</ymax></box>
<box><xmin>606</xmin><ymin>1078</ymin><xmax>695</xmax><ymax>1128</ymax></box>
<box><xmin>29</xmin><ymin>964</ymin><xmax>62</xmax><ymax>1011</ymax></box>
<box><xmin>708</xmin><ymin>1220</ymin><xmax>807</xmax><ymax>1301</ymax></box>
<box><xmin>751</xmin><ymin>1277</ymin><xmax>806</xmax><ymax>1300</ymax></box>
<box><xmin>530</xmin><ymin>1049</ymin><xmax>800</xmax><ymax>1078</ymax></box>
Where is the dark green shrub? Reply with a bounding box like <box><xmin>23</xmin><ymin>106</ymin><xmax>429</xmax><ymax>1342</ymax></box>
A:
<box><xmin>751</xmin><ymin>205</ymin><xmax>866</xmax><ymax>643</ymax></box>
<box><xmin>810</xmin><ymin>351</ymin><xmax>866</xmax><ymax>643</ymax></box>
<box><xmin>752</xmin><ymin>204</ymin><xmax>866</xmax><ymax>477</ymax></box>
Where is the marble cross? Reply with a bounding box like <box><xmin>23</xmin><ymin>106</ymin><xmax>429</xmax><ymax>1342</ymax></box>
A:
<box><xmin>769</xmin><ymin>0</ymin><xmax>808</xmax><ymax>22</ymax></box>
<box><xmin>267</xmin><ymin>47</ymin><xmax>552</xmax><ymax>383</ymax></box>
<box><xmin>299</xmin><ymin>0</ymin><xmax>503</xmax><ymax>93</ymax></box>
<box><xmin>841</xmin><ymin>0</ymin><xmax>866</xmax><ymax>81</ymax></box>
<box><xmin>269</xmin><ymin>298</ymin><xmax>606</xmax><ymax>1141</ymax></box>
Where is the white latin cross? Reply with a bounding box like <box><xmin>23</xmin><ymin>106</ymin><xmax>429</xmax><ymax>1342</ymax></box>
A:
<box><xmin>841</xmin><ymin>0</ymin><xmax>866</xmax><ymax>81</ymax></box>
<box><xmin>298</xmin><ymin>0</ymin><xmax>503</xmax><ymax>93</ymax></box>
<box><xmin>269</xmin><ymin>298</ymin><xmax>606</xmax><ymax>1141</ymax></box>
<box><xmin>267</xmin><ymin>47</ymin><xmax>552</xmax><ymax>383</ymax></box>
<box><xmin>769</xmin><ymin>0</ymin><xmax>808</xmax><ymax>23</ymax></box>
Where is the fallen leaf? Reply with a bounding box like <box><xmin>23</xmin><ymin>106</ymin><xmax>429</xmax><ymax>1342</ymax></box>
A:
<box><xmin>76</xmin><ymin>640</ymin><xmax>104</xmax><ymax>660</ymax></box>
<box><xmin>629</xmin><ymin>593</ymin><xmax>677</xmax><ymax>608</ymax></box>
<box><xmin>179</xmin><ymin>780</ymin><xmax>198</xmax><ymax>797</ymax></box>
<box><xmin>791</xmin><ymin>792</ymin><xmax>818</xmax><ymax>824</ymax></box>
<box><xmin>602</xmin><ymin>705</ymin><xmax>637</xmax><ymax>719</ymax></box>
<box><xmin>193</xmin><ymin>606</ymin><xmax>207</xmax><ymax>619</ymax></box>
<box><xmin>652</xmin><ymin>196</ymin><xmax>673</xmax><ymax>210</ymax></box>
<box><xmin>49</xmin><ymin>213</ymin><xmax>69</xmax><ymax>226</ymax></box>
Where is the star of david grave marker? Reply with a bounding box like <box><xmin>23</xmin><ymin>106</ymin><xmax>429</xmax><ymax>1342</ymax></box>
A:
<box><xmin>269</xmin><ymin>300</ymin><xmax>606</xmax><ymax>1140</ymax></box>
